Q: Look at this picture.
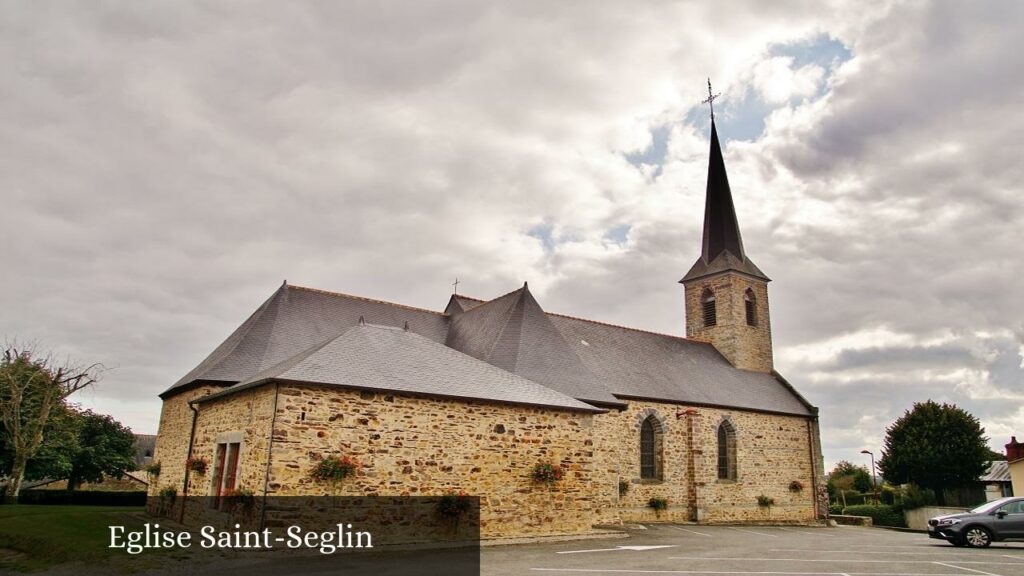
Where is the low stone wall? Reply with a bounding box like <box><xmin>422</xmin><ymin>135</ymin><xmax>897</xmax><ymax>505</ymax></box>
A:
<box><xmin>904</xmin><ymin>506</ymin><xmax>968</xmax><ymax>531</ymax></box>
<box><xmin>832</xmin><ymin>514</ymin><xmax>872</xmax><ymax>526</ymax></box>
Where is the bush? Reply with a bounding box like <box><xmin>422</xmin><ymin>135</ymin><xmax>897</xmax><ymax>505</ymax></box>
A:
<box><xmin>828</xmin><ymin>503</ymin><xmax>843</xmax><ymax>516</ymax></box>
<box><xmin>902</xmin><ymin>484</ymin><xmax>936</xmax><ymax>510</ymax></box>
<box><xmin>17</xmin><ymin>490</ymin><xmax>146</xmax><ymax>506</ymax></box>
<box><xmin>842</xmin><ymin>504</ymin><xmax>905</xmax><ymax>527</ymax></box>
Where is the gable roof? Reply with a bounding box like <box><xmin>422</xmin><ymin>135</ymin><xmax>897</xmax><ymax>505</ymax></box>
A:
<box><xmin>549</xmin><ymin>313</ymin><xmax>811</xmax><ymax>415</ymax></box>
<box><xmin>201</xmin><ymin>323</ymin><xmax>601</xmax><ymax>413</ymax></box>
<box><xmin>446</xmin><ymin>285</ymin><xmax>621</xmax><ymax>406</ymax></box>
<box><xmin>162</xmin><ymin>283</ymin><xmax>448</xmax><ymax>397</ymax></box>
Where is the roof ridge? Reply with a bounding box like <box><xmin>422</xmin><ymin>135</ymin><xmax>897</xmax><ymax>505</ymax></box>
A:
<box><xmin>545</xmin><ymin>310</ymin><xmax>704</xmax><ymax>344</ymax></box>
<box><xmin>454</xmin><ymin>294</ymin><xmax>486</xmax><ymax>302</ymax></box>
<box><xmin>456</xmin><ymin>285</ymin><xmax>526</xmax><ymax>316</ymax></box>
<box><xmin>288</xmin><ymin>284</ymin><xmax>446</xmax><ymax>316</ymax></box>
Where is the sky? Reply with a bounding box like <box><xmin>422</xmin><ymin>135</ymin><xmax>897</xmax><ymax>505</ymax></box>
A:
<box><xmin>2</xmin><ymin>1</ymin><xmax>1022</xmax><ymax>472</ymax></box>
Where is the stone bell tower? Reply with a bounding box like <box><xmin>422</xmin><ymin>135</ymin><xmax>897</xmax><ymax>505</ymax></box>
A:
<box><xmin>680</xmin><ymin>119</ymin><xmax>773</xmax><ymax>373</ymax></box>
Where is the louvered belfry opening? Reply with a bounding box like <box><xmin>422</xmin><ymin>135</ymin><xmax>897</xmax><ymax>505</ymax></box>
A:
<box><xmin>701</xmin><ymin>289</ymin><xmax>717</xmax><ymax>328</ymax></box>
<box><xmin>744</xmin><ymin>288</ymin><xmax>757</xmax><ymax>326</ymax></box>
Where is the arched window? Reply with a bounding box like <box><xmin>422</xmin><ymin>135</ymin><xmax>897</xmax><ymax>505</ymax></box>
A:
<box><xmin>717</xmin><ymin>420</ymin><xmax>737</xmax><ymax>481</ymax></box>
<box><xmin>744</xmin><ymin>288</ymin><xmax>757</xmax><ymax>326</ymax></box>
<box><xmin>701</xmin><ymin>289</ymin><xmax>717</xmax><ymax>328</ymax></box>
<box><xmin>639</xmin><ymin>415</ymin><xmax>663</xmax><ymax>480</ymax></box>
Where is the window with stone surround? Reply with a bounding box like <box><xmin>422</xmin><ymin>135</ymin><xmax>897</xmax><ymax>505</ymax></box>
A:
<box><xmin>639</xmin><ymin>415</ymin><xmax>663</xmax><ymax>480</ymax></box>
<box><xmin>745</xmin><ymin>288</ymin><xmax>757</xmax><ymax>326</ymax></box>
<box><xmin>717</xmin><ymin>420</ymin><xmax>737</xmax><ymax>481</ymax></box>
<box><xmin>210</xmin><ymin>432</ymin><xmax>242</xmax><ymax>510</ymax></box>
<box><xmin>702</xmin><ymin>289</ymin><xmax>716</xmax><ymax>328</ymax></box>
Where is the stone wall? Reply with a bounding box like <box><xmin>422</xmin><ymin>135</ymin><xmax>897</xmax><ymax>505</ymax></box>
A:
<box><xmin>594</xmin><ymin>400</ymin><xmax>817</xmax><ymax>524</ymax></box>
<box><xmin>171</xmin><ymin>383</ymin><xmax>601</xmax><ymax>538</ymax></box>
<box><xmin>684</xmin><ymin>272</ymin><xmax>773</xmax><ymax>373</ymax></box>
<box><xmin>148</xmin><ymin>384</ymin><xmax>219</xmax><ymax>498</ymax></box>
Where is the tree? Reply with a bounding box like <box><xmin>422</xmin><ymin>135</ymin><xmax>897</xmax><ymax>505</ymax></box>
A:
<box><xmin>0</xmin><ymin>343</ymin><xmax>101</xmax><ymax>502</ymax></box>
<box><xmin>830</xmin><ymin>460</ymin><xmax>873</xmax><ymax>494</ymax></box>
<box><xmin>878</xmin><ymin>400</ymin><xmax>990</xmax><ymax>505</ymax></box>
<box><xmin>64</xmin><ymin>410</ymin><xmax>136</xmax><ymax>490</ymax></box>
<box><xmin>0</xmin><ymin>402</ymin><xmax>78</xmax><ymax>482</ymax></box>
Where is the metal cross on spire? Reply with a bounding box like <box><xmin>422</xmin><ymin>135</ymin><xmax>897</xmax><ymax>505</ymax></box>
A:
<box><xmin>701</xmin><ymin>78</ymin><xmax>721</xmax><ymax>120</ymax></box>
<box><xmin>452</xmin><ymin>278</ymin><xmax>460</xmax><ymax>295</ymax></box>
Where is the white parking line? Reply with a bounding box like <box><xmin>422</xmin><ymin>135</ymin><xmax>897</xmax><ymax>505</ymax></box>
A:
<box><xmin>532</xmin><ymin>565</ymin><xmax>970</xmax><ymax>569</ymax></box>
<box><xmin>670</xmin><ymin>526</ymin><xmax>712</xmax><ymax>537</ymax></box>
<box><xmin>528</xmin><ymin>565</ymin><xmax>983</xmax><ymax>569</ymax></box>
<box><xmin>772</xmin><ymin>549</ymin><xmax>1011</xmax><ymax>557</ymax></box>
<box><xmin>932</xmin><ymin>561</ymin><xmax>1000</xmax><ymax>576</ymax></box>
<box><xmin>727</xmin><ymin>526</ymin><xmax>780</xmax><ymax>538</ymax></box>
<box><xmin>667</xmin><ymin>557</ymin><xmax>1024</xmax><ymax>566</ymax></box>
<box><xmin>1001</xmin><ymin>555</ymin><xmax>1024</xmax><ymax>561</ymax></box>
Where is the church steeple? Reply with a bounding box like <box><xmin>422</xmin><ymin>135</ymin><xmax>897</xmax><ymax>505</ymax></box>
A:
<box><xmin>681</xmin><ymin>116</ymin><xmax>773</xmax><ymax>373</ymax></box>
<box><xmin>681</xmin><ymin>119</ymin><xmax>769</xmax><ymax>283</ymax></box>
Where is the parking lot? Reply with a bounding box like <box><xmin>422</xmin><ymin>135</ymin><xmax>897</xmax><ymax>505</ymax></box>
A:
<box><xmin>482</xmin><ymin>524</ymin><xmax>1024</xmax><ymax>576</ymax></box>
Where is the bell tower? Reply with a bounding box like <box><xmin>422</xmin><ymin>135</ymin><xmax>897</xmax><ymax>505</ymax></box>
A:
<box><xmin>680</xmin><ymin>119</ymin><xmax>773</xmax><ymax>373</ymax></box>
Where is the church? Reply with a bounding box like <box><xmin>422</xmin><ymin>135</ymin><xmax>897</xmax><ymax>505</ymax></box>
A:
<box><xmin>151</xmin><ymin>119</ymin><xmax>825</xmax><ymax>538</ymax></box>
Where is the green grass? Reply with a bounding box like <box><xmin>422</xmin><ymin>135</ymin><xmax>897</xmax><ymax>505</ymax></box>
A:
<box><xmin>0</xmin><ymin>505</ymin><xmax>187</xmax><ymax>572</ymax></box>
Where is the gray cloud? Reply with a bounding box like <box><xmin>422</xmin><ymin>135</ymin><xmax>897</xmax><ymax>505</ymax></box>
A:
<box><xmin>1</xmin><ymin>1</ymin><xmax>1021</xmax><ymax>471</ymax></box>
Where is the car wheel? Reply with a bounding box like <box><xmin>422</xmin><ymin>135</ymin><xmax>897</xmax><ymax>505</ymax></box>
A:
<box><xmin>963</xmin><ymin>526</ymin><xmax>992</xmax><ymax>548</ymax></box>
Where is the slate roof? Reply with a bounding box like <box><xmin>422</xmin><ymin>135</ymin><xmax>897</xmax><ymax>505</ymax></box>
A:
<box><xmin>200</xmin><ymin>323</ymin><xmax>601</xmax><ymax>413</ymax></box>
<box><xmin>446</xmin><ymin>285</ymin><xmax>621</xmax><ymax>406</ymax></box>
<box><xmin>681</xmin><ymin>120</ymin><xmax>769</xmax><ymax>283</ymax></box>
<box><xmin>164</xmin><ymin>283</ymin><xmax>448</xmax><ymax>396</ymax></box>
<box><xmin>980</xmin><ymin>460</ymin><xmax>1012</xmax><ymax>483</ymax></box>
<box><xmin>165</xmin><ymin>282</ymin><xmax>814</xmax><ymax>417</ymax></box>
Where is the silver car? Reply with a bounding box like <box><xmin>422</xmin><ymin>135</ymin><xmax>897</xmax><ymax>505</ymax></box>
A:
<box><xmin>928</xmin><ymin>497</ymin><xmax>1024</xmax><ymax>547</ymax></box>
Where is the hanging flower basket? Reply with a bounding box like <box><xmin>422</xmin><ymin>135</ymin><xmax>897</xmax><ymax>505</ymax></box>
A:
<box><xmin>757</xmin><ymin>495</ymin><xmax>775</xmax><ymax>508</ymax></box>
<box><xmin>530</xmin><ymin>462</ymin><xmax>564</xmax><ymax>485</ymax></box>
<box><xmin>222</xmin><ymin>488</ymin><xmax>256</xmax><ymax>514</ymax></box>
<box><xmin>145</xmin><ymin>461</ymin><xmax>162</xmax><ymax>478</ymax></box>
<box><xmin>648</xmin><ymin>497</ymin><xmax>668</xmax><ymax>518</ymax></box>
<box><xmin>186</xmin><ymin>456</ymin><xmax>208</xmax><ymax>475</ymax></box>
<box><xmin>310</xmin><ymin>455</ymin><xmax>360</xmax><ymax>484</ymax></box>
<box><xmin>437</xmin><ymin>491</ymin><xmax>473</xmax><ymax>519</ymax></box>
<box><xmin>789</xmin><ymin>480</ymin><xmax>804</xmax><ymax>493</ymax></box>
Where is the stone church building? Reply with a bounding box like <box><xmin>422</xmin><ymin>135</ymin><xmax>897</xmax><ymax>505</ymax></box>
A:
<box><xmin>152</xmin><ymin>121</ymin><xmax>825</xmax><ymax>538</ymax></box>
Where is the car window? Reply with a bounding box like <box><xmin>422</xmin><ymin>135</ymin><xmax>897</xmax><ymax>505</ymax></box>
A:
<box><xmin>998</xmin><ymin>501</ymin><xmax>1024</xmax><ymax>514</ymax></box>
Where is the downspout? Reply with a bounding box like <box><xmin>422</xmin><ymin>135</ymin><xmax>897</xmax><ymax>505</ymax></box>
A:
<box><xmin>806</xmin><ymin>417</ymin><xmax>820</xmax><ymax>520</ymax></box>
<box><xmin>180</xmin><ymin>400</ymin><xmax>200</xmax><ymax>524</ymax></box>
<box><xmin>259</xmin><ymin>382</ymin><xmax>281</xmax><ymax>530</ymax></box>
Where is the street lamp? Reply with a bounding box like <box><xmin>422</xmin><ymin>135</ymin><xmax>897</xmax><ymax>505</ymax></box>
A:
<box><xmin>860</xmin><ymin>450</ymin><xmax>879</xmax><ymax>504</ymax></box>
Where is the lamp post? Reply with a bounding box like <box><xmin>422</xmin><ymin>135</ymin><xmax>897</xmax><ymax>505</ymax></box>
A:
<box><xmin>860</xmin><ymin>450</ymin><xmax>879</xmax><ymax>504</ymax></box>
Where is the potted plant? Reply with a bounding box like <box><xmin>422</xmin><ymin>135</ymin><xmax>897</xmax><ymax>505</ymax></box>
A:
<box><xmin>648</xmin><ymin>497</ymin><xmax>668</xmax><ymax>518</ymax></box>
<box><xmin>436</xmin><ymin>491</ymin><xmax>473</xmax><ymax>535</ymax></box>
<box><xmin>156</xmin><ymin>486</ymin><xmax>177</xmax><ymax>517</ymax></box>
<box><xmin>757</xmin><ymin>494</ymin><xmax>775</xmax><ymax>517</ymax></box>
<box><xmin>531</xmin><ymin>462</ymin><xmax>564</xmax><ymax>485</ymax></box>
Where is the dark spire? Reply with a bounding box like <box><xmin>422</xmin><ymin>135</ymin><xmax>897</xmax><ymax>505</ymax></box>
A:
<box><xmin>702</xmin><ymin>120</ymin><xmax>745</xmax><ymax>263</ymax></box>
<box><xmin>681</xmin><ymin>119</ymin><xmax>769</xmax><ymax>283</ymax></box>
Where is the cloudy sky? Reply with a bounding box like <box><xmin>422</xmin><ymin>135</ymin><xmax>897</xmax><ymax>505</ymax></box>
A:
<box><xmin>2</xmin><ymin>1</ymin><xmax>1022</xmax><ymax>470</ymax></box>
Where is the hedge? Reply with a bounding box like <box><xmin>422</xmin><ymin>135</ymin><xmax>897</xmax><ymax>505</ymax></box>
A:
<box><xmin>842</xmin><ymin>504</ymin><xmax>905</xmax><ymax>527</ymax></box>
<box><xmin>17</xmin><ymin>490</ymin><xmax>147</xmax><ymax>506</ymax></box>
